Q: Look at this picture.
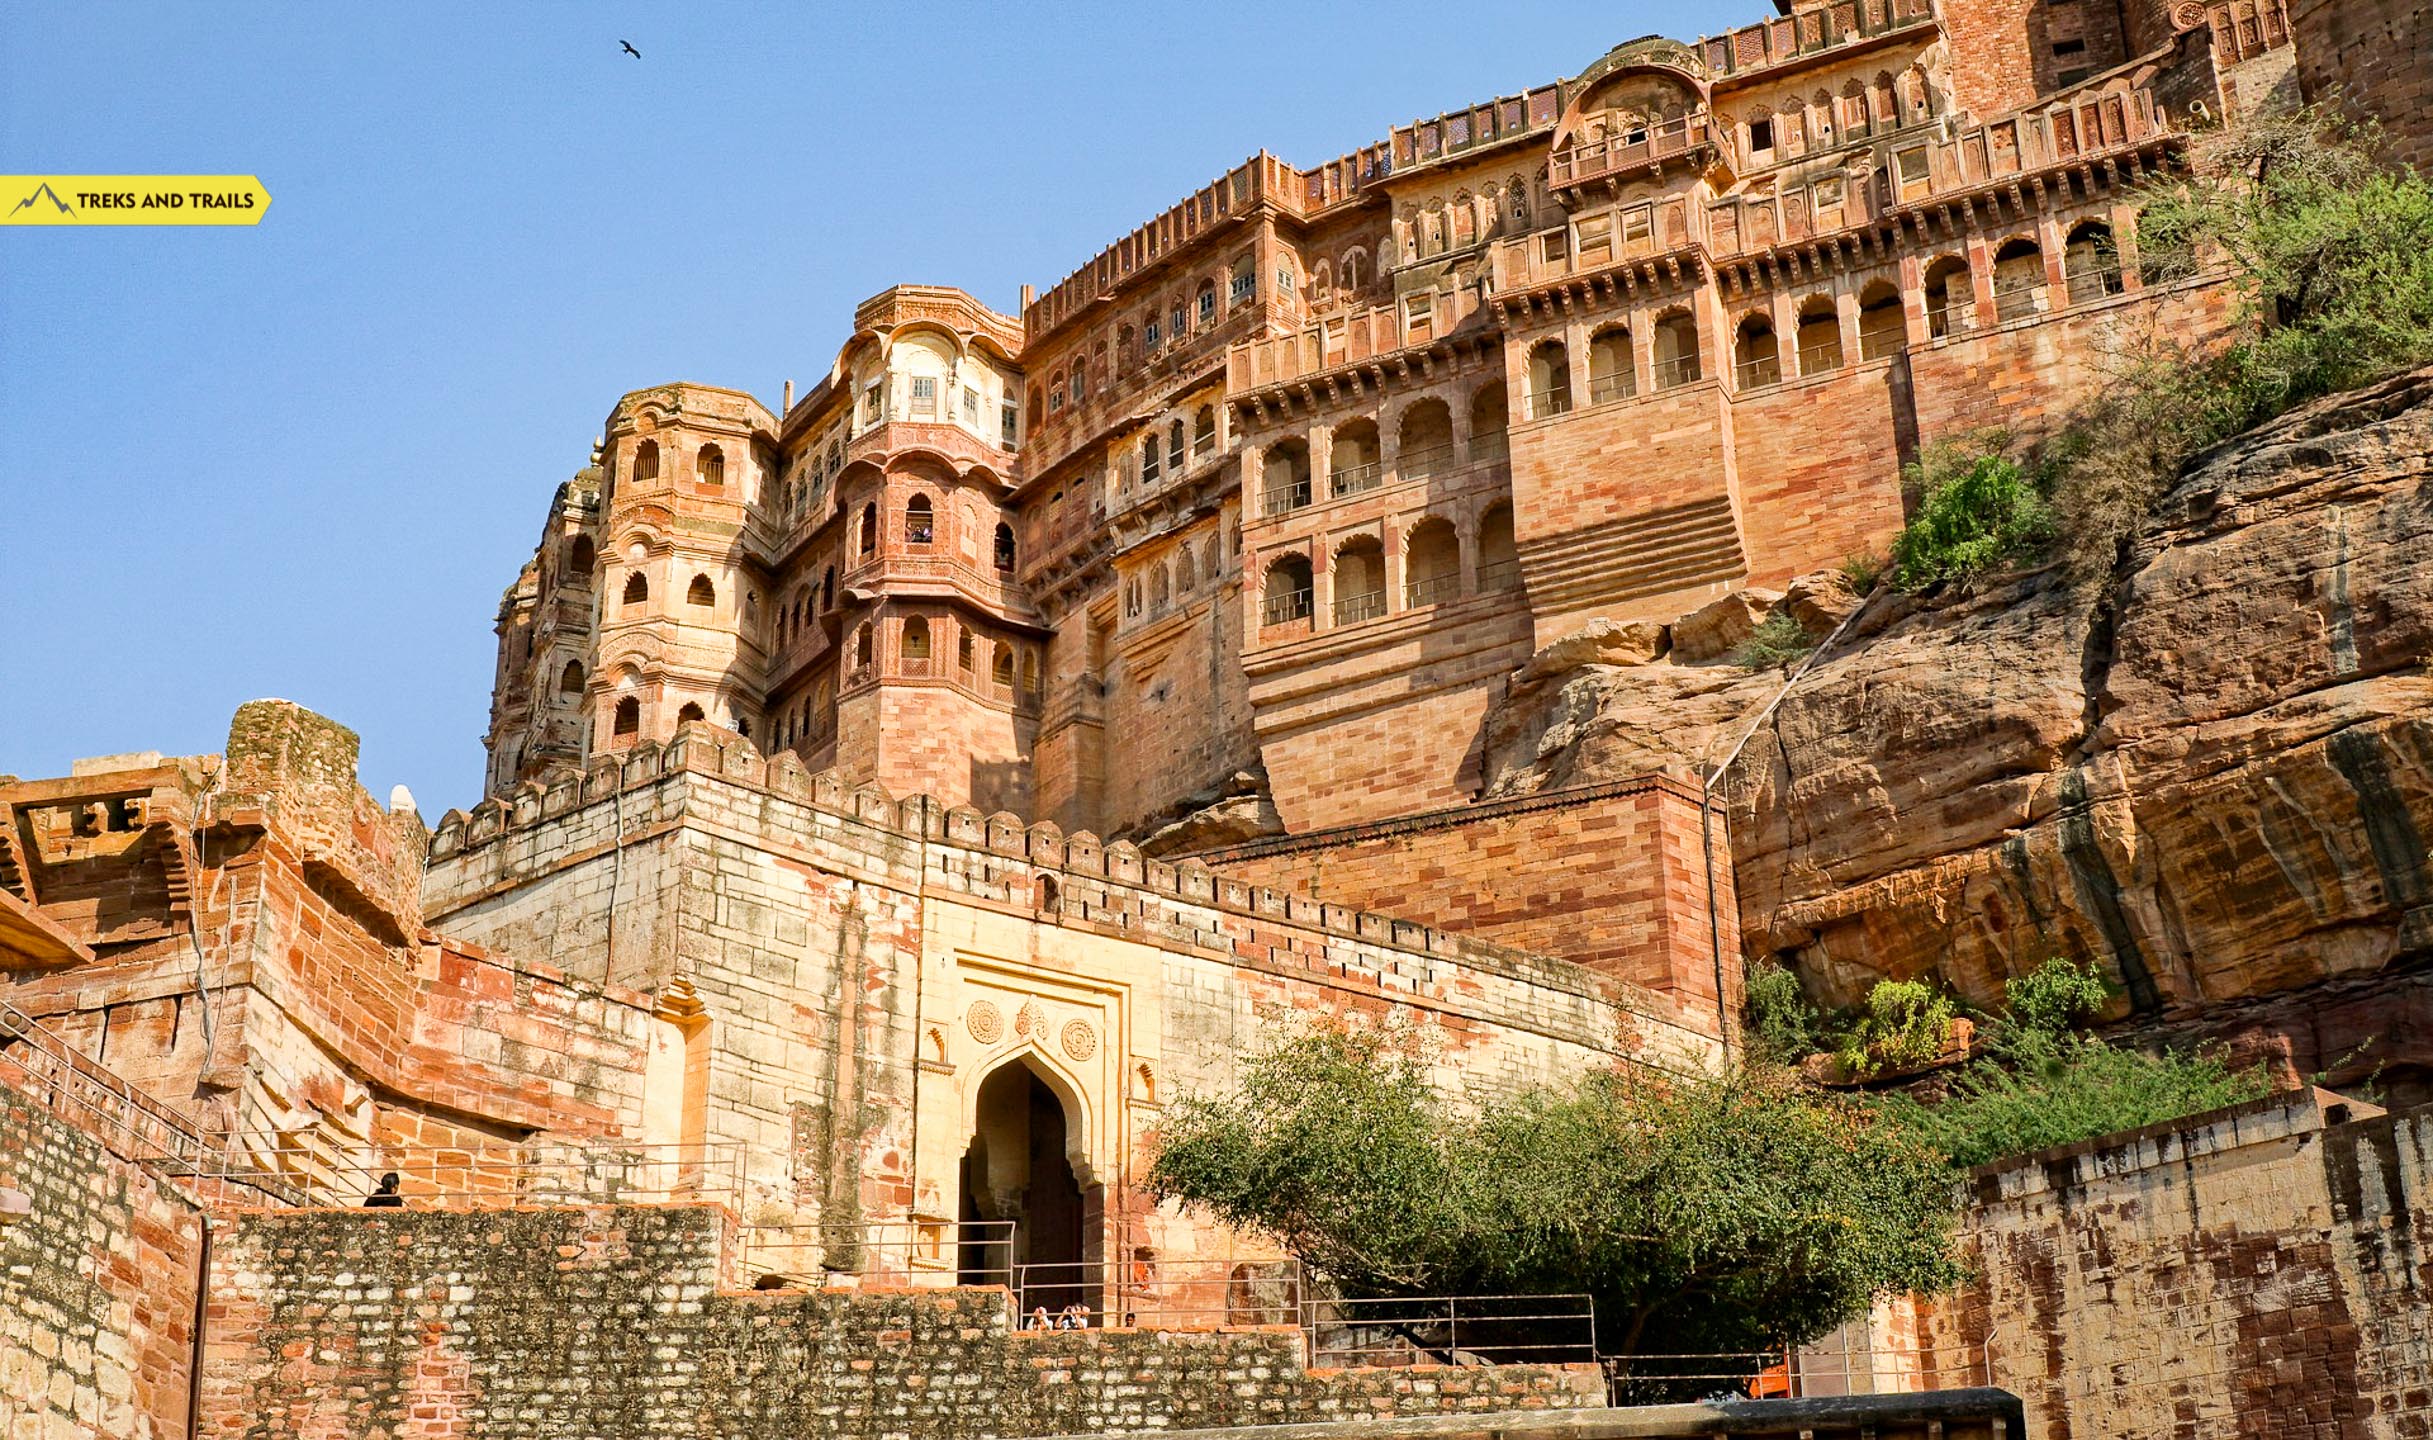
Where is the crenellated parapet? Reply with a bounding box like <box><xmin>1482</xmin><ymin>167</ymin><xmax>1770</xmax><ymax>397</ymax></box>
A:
<box><xmin>425</xmin><ymin>722</ymin><xmax>1709</xmax><ymax>1057</ymax></box>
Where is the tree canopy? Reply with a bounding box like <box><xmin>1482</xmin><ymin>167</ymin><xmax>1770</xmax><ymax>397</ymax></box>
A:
<box><xmin>1144</xmin><ymin>1025</ymin><xmax>1962</xmax><ymax>1385</ymax></box>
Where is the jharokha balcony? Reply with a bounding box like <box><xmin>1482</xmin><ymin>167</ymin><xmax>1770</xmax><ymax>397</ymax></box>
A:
<box><xmin>1548</xmin><ymin>112</ymin><xmax>1720</xmax><ymax>197</ymax></box>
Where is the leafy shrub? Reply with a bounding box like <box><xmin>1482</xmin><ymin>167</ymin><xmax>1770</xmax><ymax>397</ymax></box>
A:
<box><xmin>1839</xmin><ymin>548</ymin><xmax>1887</xmax><ymax>593</ymax></box>
<box><xmin>1733</xmin><ymin>611</ymin><xmax>1817</xmax><ymax>671</ymax></box>
<box><xmin>1836</xmin><ymin>978</ymin><xmax>1958</xmax><ymax>1078</ymax></box>
<box><xmin>1745</xmin><ymin>961</ymin><xmax>1820</xmax><ymax>1063</ymax></box>
<box><xmin>2003</xmin><ymin>955</ymin><xmax>2113</xmax><ymax>1040</ymax></box>
<box><xmin>1890</xmin><ymin>441</ymin><xmax>2056</xmax><ymax>590</ymax></box>
<box><xmin>1879</xmin><ymin>1032</ymin><xmax>2270</xmax><ymax>1170</ymax></box>
<box><xmin>2050</xmin><ymin>112</ymin><xmax>2433</xmax><ymax>578</ymax></box>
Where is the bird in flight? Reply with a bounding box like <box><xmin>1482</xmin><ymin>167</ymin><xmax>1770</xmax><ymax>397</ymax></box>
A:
<box><xmin>620</xmin><ymin>40</ymin><xmax>641</xmax><ymax>58</ymax></box>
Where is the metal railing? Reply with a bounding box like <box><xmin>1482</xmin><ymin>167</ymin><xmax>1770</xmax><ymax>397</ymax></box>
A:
<box><xmin>1404</xmin><ymin>572</ymin><xmax>1461</xmax><ymax>608</ymax></box>
<box><xmin>1468</xmin><ymin>431</ymin><xmax>1509</xmax><ymax>464</ymax></box>
<box><xmin>1262</xmin><ymin>477</ymin><xmax>1312</xmax><ymax>515</ymax></box>
<box><xmin>1925</xmin><ymin>297</ymin><xmax>1974</xmax><ymax>337</ymax></box>
<box><xmin>184</xmin><ymin>1135</ymin><xmax>750</xmax><ymax>1212</ymax></box>
<box><xmin>1797</xmin><ymin>341</ymin><xmax>1844</xmax><ymax>376</ymax></box>
<box><xmin>1653</xmin><ymin>354</ymin><xmax>1702</xmax><ymax>389</ymax></box>
<box><xmin>1010</xmin><ymin>1257</ymin><xmax>1304</xmax><ymax>1331</ymax></box>
<box><xmin>1606</xmin><ymin>1341</ymin><xmax>1990</xmax><ymax>1404</ymax></box>
<box><xmin>1992</xmin><ymin>276</ymin><xmax>2047</xmax><ymax>322</ymax></box>
<box><xmin>1734</xmin><ymin>354</ymin><xmax>1783</xmax><ymax>391</ymax></box>
<box><xmin>1329</xmin><ymin>460</ymin><xmax>1384</xmax><ymax>497</ymax></box>
<box><xmin>1477</xmin><ymin>558</ymin><xmax>1521</xmax><ymax>590</ymax></box>
<box><xmin>1334</xmin><ymin>588</ymin><xmax>1387</xmax><ymax>625</ymax></box>
<box><xmin>2065</xmin><ymin>262</ymin><xmax>2126</xmax><ymax>306</ymax></box>
<box><xmin>742</xmin><ymin>1218</ymin><xmax>1018</xmax><ymax>1289</ymax></box>
<box><xmin>1398</xmin><ymin>441</ymin><xmax>1457</xmax><ymax>478</ymax></box>
<box><xmin>1262</xmin><ymin>588</ymin><xmax>1314</xmax><ymax>626</ymax></box>
<box><xmin>1307</xmin><ymin>1293</ymin><xmax>1597</xmax><ymax>1369</ymax></box>
<box><xmin>1589</xmin><ymin>372</ymin><xmax>1638</xmax><ymax>405</ymax></box>
<box><xmin>0</xmin><ymin>998</ymin><xmax>303</xmax><ymax>1202</ymax></box>
<box><xmin>1528</xmin><ymin>386</ymin><xmax>1572</xmax><ymax>419</ymax></box>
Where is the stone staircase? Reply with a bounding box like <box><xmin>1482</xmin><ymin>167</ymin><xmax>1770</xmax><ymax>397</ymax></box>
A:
<box><xmin>1519</xmin><ymin>496</ymin><xmax>1748</xmax><ymax>616</ymax></box>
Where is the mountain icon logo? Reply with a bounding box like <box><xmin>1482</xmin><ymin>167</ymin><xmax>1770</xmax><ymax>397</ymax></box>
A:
<box><xmin>8</xmin><ymin>182</ymin><xmax>72</xmax><ymax>216</ymax></box>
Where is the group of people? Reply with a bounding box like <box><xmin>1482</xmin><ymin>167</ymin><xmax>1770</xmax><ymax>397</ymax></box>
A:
<box><xmin>1025</xmin><ymin>1303</ymin><xmax>1095</xmax><ymax>1331</ymax></box>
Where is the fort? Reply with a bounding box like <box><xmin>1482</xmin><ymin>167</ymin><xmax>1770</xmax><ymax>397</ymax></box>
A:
<box><xmin>6</xmin><ymin>0</ymin><xmax>2433</xmax><ymax>1433</ymax></box>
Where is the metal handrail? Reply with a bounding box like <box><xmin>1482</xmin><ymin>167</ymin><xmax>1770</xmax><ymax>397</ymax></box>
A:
<box><xmin>1262</xmin><ymin>478</ymin><xmax>1312</xmax><ymax>515</ymax></box>
<box><xmin>1477</xmin><ymin>558</ymin><xmax>1521</xmax><ymax>590</ymax></box>
<box><xmin>1010</xmin><ymin>1256</ymin><xmax>1303</xmax><ymax>1330</ymax></box>
<box><xmin>1329</xmin><ymin>460</ymin><xmax>1384</xmax><ymax>497</ymax></box>
<box><xmin>1606</xmin><ymin>1340</ymin><xmax>1991</xmax><ymax>1401</ymax></box>
<box><xmin>1404</xmin><ymin>572</ymin><xmax>1461</xmax><ymax>608</ymax></box>
<box><xmin>1734</xmin><ymin>355</ymin><xmax>1783</xmax><ymax>391</ymax></box>
<box><xmin>1589</xmin><ymin>372</ymin><xmax>1638</xmax><ymax>405</ymax></box>
<box><xmin>1307</xmin><ymin>1292</ymin><xmax>1597</xmax><ymax>1369</ymax></box>
<box><xmin>1652</xmin><ymin>354</ymin><xmax>1703</xmax><ymax>389</ymax></box>
<box><xmin>1262</xmin><ymin>589</ymin><xmax>1314</xmax><ymax>626</ymax></box>
<box><xmin>743</xmin><ymin>1217</ymin><xmax>1018</xmax><ymax>1288</ymax></box>
<box><xmin>1397</xmin><ymin>441</ymin><xmax>1457</xmax><ymax>477</ymax></box>
<box><xmin>1334</xmin><ymin>589</ymin><xmax>1387</xmax><ymax>625</ymax></box>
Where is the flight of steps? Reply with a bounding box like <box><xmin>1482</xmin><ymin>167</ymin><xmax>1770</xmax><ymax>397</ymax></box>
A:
<box><xmin>1517</xmin><ymin>496</ymin><xmax>1748</xmax><ymax>615</ymax></box>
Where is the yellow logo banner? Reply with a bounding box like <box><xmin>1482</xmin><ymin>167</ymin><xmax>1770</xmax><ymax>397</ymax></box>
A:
<box><xmin>1</xmin><ymin>176</ymin><xmax>271</xmax><ymax>226</ymax></box>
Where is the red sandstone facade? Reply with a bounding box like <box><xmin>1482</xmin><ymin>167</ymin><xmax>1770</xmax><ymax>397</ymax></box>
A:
<box><xmin>482</xmin><ymin>0</ymin><xmax>2295</xmax><ymax>847</ymax></box>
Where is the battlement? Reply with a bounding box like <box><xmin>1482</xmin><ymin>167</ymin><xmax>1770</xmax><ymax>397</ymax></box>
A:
<box><xmin>426</xmin><ymin>724</ymin><xmax>1705</xmax><ymax>1050</ymax></box>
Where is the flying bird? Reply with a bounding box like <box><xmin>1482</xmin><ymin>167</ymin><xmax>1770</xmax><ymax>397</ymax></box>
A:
<box><xmin>620</xmin><ymin>40</ymin><xmax>641</xmax><ymax>58</ymax></box>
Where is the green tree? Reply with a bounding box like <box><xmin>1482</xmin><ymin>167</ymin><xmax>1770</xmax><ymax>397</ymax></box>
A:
<box><xmin>1890</xmin><ymin>438</ymin><xmax>2055</xmax><ymax>590</ymax></box>
<box><xmin>1146</xmin><ymin>1024</ymin><xmax>1962</xmax><ymax>1394</ymax></box>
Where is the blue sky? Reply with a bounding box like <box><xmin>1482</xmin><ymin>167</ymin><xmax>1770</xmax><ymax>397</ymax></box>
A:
<box><xmin>2</xmin><ymin>0</ymin><xmax>1724</xmax><ymax>816</ymax></box>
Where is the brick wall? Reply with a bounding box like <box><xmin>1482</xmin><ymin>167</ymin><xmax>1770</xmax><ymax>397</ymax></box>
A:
<box><xmin>1924</xmin><ymin>1089</ymin><xmax>2433</xmax><ymax>1436</ymax></box>
<box><xmin>2293</xmin><ymin>0</ymin><xmax>2433</xmax><ymax>173</ymax></box>
<box><xmin>0</xmin><ymin>1086</ymin><xmax>204</xmax><ymax>1440</ymax></box>
<box><xmin>1198</xmin><ymin>779</ymin><xmax>1739</xmax><ymax>1027</ymax></box>
<box><xmin>197</xmin><ymin>1205</ymin><xmax>1605</xmax><ymax>1440</ymax></box>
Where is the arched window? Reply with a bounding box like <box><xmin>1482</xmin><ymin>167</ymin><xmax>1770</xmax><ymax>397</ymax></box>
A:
<box><xmin>859</xmin><ymin>502</ymin><xmax>878</xmax><ymax>555</ymax></box>
<box><xmin>1262</xmin><ymin>439</ymin><xmax>1311</xmax><ymax>515</ymax></box>
<box><xmin>613</xmin><ymin>696</ymin><xmax>640</xmax><ymax>736</ymax></box>
<box><xmin>1733</xmin><ymin>314</ymin><xmax>1781</xmax><ymax>390</ymax></box>
<box><xmin>559</xmin><ymin>660</ymin><xmax>585</xmax><ymax>697</ymax></box>
<box><xmin>1653</xmin><ymin>310</ymin><xmax>1702</xmax><ymax>388</ymax></box>
<box><xmin>622</xmin><ymin>571</ymin><xmax>649</xmax><ymax>608</ymax></box>
<box><xmin>1168</xmin><ymin>418</ymin><xmax>1186</xmax><ymax>471</ymax></box>
<box><xmin>567</xmin><ymin>535</ymin><xmax>595</xmax><ymax>579</ymax></box>
<box><xmin>1527</xmin><ymin>340</ymin><xmax>1572</xmax><ymax>418</ymax></box>
<box><xmin>820</xmin><ymin>566</ymin><xmax>836</xmax><ymax>611</ymax></box>
<box><xmin>958</xmin><ymin>631</ymin><xmax>976</xmax><ymax>671</ymax></box>
<box><xmin>1404</xmin><ymin>517</ymin><xmax>1460</xmax><ymax>607</ymax></box>
<box><xmin>1262</xmin><ymin>553</ymin><xmax>1314</xmax><ymax>627</ymax></box>
<box><xmin>688</xmin><ymin>573</ymin><xmax>716</xmax><ymax>606</ymax></box>
<box><xmin>1201</xmin><ymin>534</ymin><xmax>1220</xmax><ymax>578</ymax></box>
<box><xmin>1796</xmin><ymin>298</ymin><xmax>1844</xmax><ymax>375</ymax></box>
<box><xmin>634</xmin><ymin>440</ymin><xmax>660</xmax><ymax>481</ymax></box>
<box><xmin>1027</xmin><ymin>385</ymin><xmax>1045</xmax><ymax>426</ymax></box>
<box><xmin>1992</xmin><ymin>239</ymin><xmax>2046</xmax><ymax>321</ymax></box>
<box><xmin>1401</xmin><ymin>398</ymin><xmax>1450</xmax><ymax>471</ymax></box>
<box><xmin>992</xmin><ymin>644</ymin><xmax>1015</xmax><ymax>690</ymax></box>
<box><xmin>1195</xmin><ymin>279</ymin><xmax>1217</xmax><ymax>326</ymax></box>
<box><xmin>1140</xmin><ymin>433</ymin><xmax>1162</xmax><ymax>485</ymax></box>
<box><xmin>902</xmin><ymin>616</ymin><xmax>931</xmax><ymax>669</ymax></box>
<box><xmin>734</xmin><ymin>713</ymin><xmax>750</xmax><ymax>740</ymax></box>
<box><xmin>1192</xmin><ymin>406</ymin><xmax>1217</xmax><ymax>456</ymax></box>
<box><xmin>905</xmin><ymin>494</ymin><xmax>934</xmax><ymax>546</ymax></box>
<box><xmin>854</xmin><ymin>623</ymin><xmax>873</xmax><ymax>672</ymax></box>
<box><xmin>1468</xmin><ymin>383</ymin><xmax>1508</xmax><ymax>462</ymax></box>
<box><xmin>1924</xmin><ymin>255</ymin><xmax>1973</xmax><ymax>337</ymax></box>
<box><xmin>1342</xmin><ymin>248</ymin><xmax>1367</xmax><ymax>295</ymax></box>
<box><xmin>1857</xmin><ymin>281</ymin><xmax>1906</xmax><ymax>359</ymax></box>
<box><xmin>1329</xmin><ymin>418</ymin><xmax>1380</xmax><ymax>496</ymax></box>
<box><xmin>1479</xmin><ymin>503</ymin><xmax>1520</xmax><ymax>589</ymax></box>
<box><xmin>677</xmin><ymin>701</ymin><xmax>706</xmax><ymax>724</ymax></box>
<box><xmin>1149</xmin><ymin>563</ymin><xmax>1171</xmax><ymax>613</ymax></box>
<box><xmin>2065</xmin><ymin>221</ymin><xmax>2124</xmax><ymax>304</ymax></box>
<box><xmin>1333</xmin><ymin>538</ymin><xmax>1386</xmax><ymax>625</ymax></box>
<box><xmin>1174</xmin><ymin>545</ymin><xmax>1197</xmax><ymax>592</ymax></box>
<box><xmin>698</xmin><ymin>445</ymin><xmax>725</xmax><ymax>487</ymax></box>
<box><xmin>1021</xmin><ymin>651</ymin><xmax>1039</xmax><ymax>696</ymax></box>
<box><xmin>1588</xmin><ymin>326</ymin><xmax>1636</xmax><ymax>404</ymax></box>
<box><xmin>994</xmin><ymin>522</ymin><xmax>1016</xmax><ymax>571</ymax></box>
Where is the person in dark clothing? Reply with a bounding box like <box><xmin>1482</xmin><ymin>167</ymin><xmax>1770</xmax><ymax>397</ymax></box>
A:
<box><xmin>363</xmin><ymin>1171</ymin><xmax>405</xmax><ymax>1208</ymax></box>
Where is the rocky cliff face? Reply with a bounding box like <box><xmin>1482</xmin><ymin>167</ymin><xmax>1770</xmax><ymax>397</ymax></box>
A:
<box><xmin>1483</xmin><ymin>367</ymin><xmax>2433</xmax><ymax>1091</ymax></box>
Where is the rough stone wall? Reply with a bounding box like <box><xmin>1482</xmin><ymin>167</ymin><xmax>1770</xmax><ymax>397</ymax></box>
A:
<box><xmin>1199</xmin><ymin>779</ymin><xmax>1739</xmax><ymax>1023</ymax></box>
<box><xmin>0</xmin><ymin>1086</ymin><xmax>204</xmax><ymax>1440</ymax></box>
<box><xmin>197</xmin><ymin>1205</ymin><xmax>1605</xmax><ymax>1440</ymax></box>
<box><xmin>1924</xmin><ymin>1089</ymin><xmax>2433</xmax><ymax>1438</ymax></box>
<box><xmin>2292</xmin><ymin>0</ymin><xmax>2433</xmax><ymax>172</ymax></box>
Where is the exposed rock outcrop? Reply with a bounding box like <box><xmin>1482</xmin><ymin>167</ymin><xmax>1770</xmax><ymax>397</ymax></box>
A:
<box><xmin>1484</xmin><ymin>367</ymin><xmax>2433</xmax><ymax>1090</ymax></box>
<box><xmin>1130</xmin><ymin>768</ymin><xmax>1286</xmax><ymax>858</ymax></box>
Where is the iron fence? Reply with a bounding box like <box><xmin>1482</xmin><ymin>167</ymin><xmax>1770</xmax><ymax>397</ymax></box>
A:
<box><xmin>1306</xmin><ymin>1292</ymin><xmax>1597</xmax><ymax>1369</ymax></box>
<box><xmin>742</xmin><ymin>1218</ymin><xmax>1018</xmax><ymax>1289</ymax></box>
<box><xmin>1008</xmin><ymin>1256</ymin><xmax>1304</xmax><ymax>1331</ymax></box>
<box><xmin>1605</xmin><ymin>1340</ymin><xmax>1990</xmax><ymax>1404</ymax></box>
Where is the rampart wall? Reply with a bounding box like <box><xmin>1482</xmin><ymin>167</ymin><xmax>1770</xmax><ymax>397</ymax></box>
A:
<box><xmin>1928</xmin><ymin>1088</ymin><xmax>2433</xmax><ymax>1436</ymax></box>
<box><xmin>0</xmin><ymin>1084</ymin><xmax>204</xmax><ymax>1440</ymax></box>
<box><xmin>195</xmin><ymin>1204</ymin><xmax>1607</xmax><ymax>1440</ymax></box>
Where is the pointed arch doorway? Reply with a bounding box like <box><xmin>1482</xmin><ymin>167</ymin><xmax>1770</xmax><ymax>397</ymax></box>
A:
<box><xmin>959</xmin><ymin>1055</ymin><xmax>1095</xmax><ymax>1316</ymax></box>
